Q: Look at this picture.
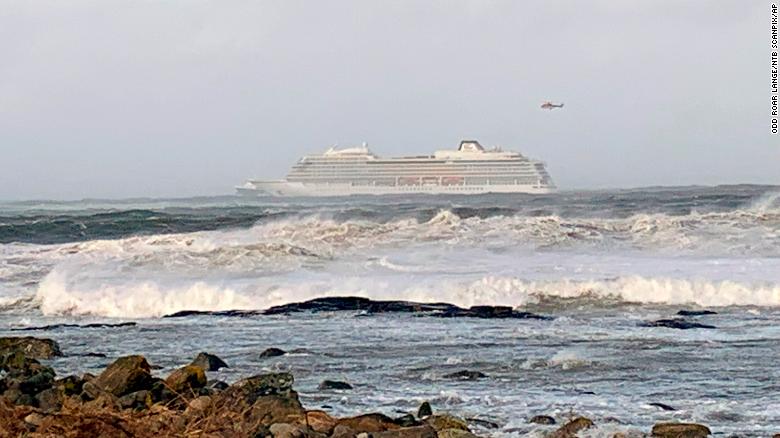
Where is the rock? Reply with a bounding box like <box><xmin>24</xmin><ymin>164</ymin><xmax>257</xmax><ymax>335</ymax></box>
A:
<box><xmin>549</xmin><ymin>417</ymin><xmax>594</xmax><ymax>438</ymax></box>
<box><xmin>24</xmin><ymin>412</ymin><xmax>46</xmax><ymax>427</ymax></box>
<box><xmin>210</xmin><ymin>380</ymin><xmax>229</xmax><ymax>391</ymax></box>
<box><xmin>83</xmin><ymin>392</ymin><xmax>120</xmax><ymax>411</ymax></box>
<box><xmin>466</xmin><ymin>418</ymin><xmax>499</xmax><ymax>429</ymax></box>
<box><xmin>318</xmin><ymin>380</ymin><xmax>352</xmax><ymax>390</ymax></box>
<box><xmin>436</xmin><ymin>429</ymin><xmax>478</xmax><ymax>438</ymax></box>
<box><xmin>118</xmin><ymin>390</ymin><xmax>152</xmax><ymax>410</ymax></box>
<box><xmin>0</xmin><ymin>337</ymin><xmax>62</xmax><ymax>359</ymax></box>
<box><xmin>148</xmin><ymin>378</ymin><xmax>175</xmax><ymax>404</ymax></box>
<box><xmin>373</xmin><ymin>425</ymin><xmax>438</xmax><ymax>438</ymax></box>
<box><xmin>443</xmin><ymin>370</ymin><xmax>487</xmax><ymax>380</ymax></box>
<box><xmin>91</xmin><ymin>355</ymin><xmax>154</xmax><ymax>397</ymax></box>
<box><xmin>425</xmin><ymin>414</ymin><xmax>469</xmax><ymax>432</ymax></box>
<box><xmin>248</xmin><ymin>395</ymin><xmax>307</xmax><ymax>426</ymax></box>
<box><xmin>55</xmin><ymin>375</ymin><xmax>85</xmax><ymax>396</ymax></box>
<box><xmin>186</xmin><ymin>395</ymin><xmax>212</xmax><ymax>414</ymax></box>
<box><xmin>223</xmin><ymin>372</ymin><xmax>295</xmax><ymax>404</ymax></box>
<box><xmin>394</xmin><ymin>414</ymin><xmax>420</xmax><ymax>427</ymax></box>
<box><xmin>651</xmin><ymin>423</ymin><xmax>711</xmax><ymax>438</ymax></box>
<box><xmin>307</xmin><ymin>410</ymin><xmax>338</xmax><ymax>435</ymax></box>
<box><xmin>529</xmin><ymin>414</ymin><xmax>556</xmax><ymax>425</ymax></box>
<box><xmin>260</xmin><ymin>348</ymin><xmax>287</xmax><ymax>358</ymax></box>
<box><xmin>645</xmin><ymin>318</ymin><xmax>716</xmax><ymax>330</ymax></box>
<box><xmin>332</xmin><ymin>424</ymin><xmax>359</xmax><ymax>438</ymax></box>
<box><xmin>338</xmin><ymin>413</ymin><xmax>400</xmax><ymax>433</ymax></box>
<box><xmin>269</xmin><ymin>422</ymin><xmax>312</xmax><ymax>438</ymax></box>
<box><xmin>676</xmin><ymin>310</ymin><xmax>717</xmax><ymax>316</ymax></box>
<box><xmin>190</xmin><ymin>352</ymin><xmax>229</xmax><ymax>371</ymax></box>
<box><xmin>649</xmin><ymin>402</ymin><xmax>677</xmax><ymax>411</ymax></box>
<box><xmin>165</xmin><ymin>365</ymin><xmax>207</xmax><ymax>394</ymax></box>
<box><xmin>418</xmin><ymin>401</ymin><xmax>433</xmax><ymax>418</ymax></box>
<box><xmin>35</xmin><ymin>387</ymin><xmax>63</xmax><ymax>412</ymax></box>
<box><xmin>262</xmin><ymin>297</ymin><xmax>551</xmax><ymax>320</ymax></box>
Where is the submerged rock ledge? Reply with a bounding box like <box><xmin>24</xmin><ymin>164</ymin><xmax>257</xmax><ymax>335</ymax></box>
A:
<box><xmin>164</xmin><ymin>296</ymin><xmax>552</xmax><ymax>320</ymax></box>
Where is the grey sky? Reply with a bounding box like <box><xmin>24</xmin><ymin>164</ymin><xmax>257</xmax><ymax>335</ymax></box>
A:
<box><xmin>0</xmin><ymin>0</ymin><xmax>775</xmax><ymax>200</ymax></box>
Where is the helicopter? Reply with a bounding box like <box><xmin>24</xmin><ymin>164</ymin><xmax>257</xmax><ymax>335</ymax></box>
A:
<box><xmin>541</xmin><ymin>101</ymin><xmax>564</xmax><ymax>110</ymax></box>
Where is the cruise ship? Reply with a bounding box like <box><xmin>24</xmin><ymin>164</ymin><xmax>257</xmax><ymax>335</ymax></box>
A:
<box><xmin>237</xmin><ymin>140</ymin><xmax>555</xmax><ymax>197</ymax></box>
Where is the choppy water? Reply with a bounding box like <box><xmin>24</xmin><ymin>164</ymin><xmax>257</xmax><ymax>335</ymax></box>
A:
<box><xmin>1</xmin><ymin>186</ymin><xmax>779</xmax><ymax>436</ymax></box>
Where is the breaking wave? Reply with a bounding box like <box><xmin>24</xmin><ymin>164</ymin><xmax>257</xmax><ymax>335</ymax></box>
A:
<box><xmin>28</xmin><ymin>271</ymin><xmax>780</xmax><ymax>318</ymax></box>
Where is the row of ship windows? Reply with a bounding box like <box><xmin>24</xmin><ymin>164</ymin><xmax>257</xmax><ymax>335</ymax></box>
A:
<box><xmin>290</xmin><ymin>178</ymin><xmax>544</xmax><ymax>185</ymax></box>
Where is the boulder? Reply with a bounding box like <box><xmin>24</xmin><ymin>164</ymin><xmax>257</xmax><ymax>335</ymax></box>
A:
<box><xmin>307</xmin><ymin>410</ymin><xmax>338</xmax><ymax>435</ymax></box>
<box><xmin>0</xmin><ymin>337</ymin><xmax>62</xmax><ymax>359</ymax></box>
<box><xmin>331</xmin><ymin>424</ymin><xmax>359</xmax><ymax>438</ymax></box>
<box><xmin>90</xmin><ymin>355</ymin><xmax>154</xmax><ymax>397</ymax></box>
<box><xmin>318</xmin><ymin>380</ymin><xmax>353</xmax><ymax>390</ymax></box>
<box><xmin>676</xmin><ymin>310</ymin><xmax>717</xmax><ymax>316</ymax></box>
<box><xmin>425</xmin><ymin>415</ymin><xmax>469</xmax><ymax>432</ymax></box>
<box><xmin>24</xmin><ymin>412</ymin><xmax>47</xmax><ymax>427</ymax></box>
<box><xmin>34</xmin><ymin>387</ymin><xmax>63</xmax><ymax>412</ymax></box>
<box><xmin>529</xmin><ymin>415</ymin><xmax>556</xmax><ymax>425</ymax></box>
<box><xmin>394</xmin><ymin>414</ymin><xmax>420</xmax><ymax>427</ymax></box>
<box><xmin>338</xmin><ymin>413</ymin><xmax>400</xmax><ymax>433</ymax></box>
<box><xmin>54</xmin><ymin>375</ymin><xmax>85</xmax><ymax>396</ymax></box>
<box><xmin>436</xmin><ymin>429</ymin><xmax>478</xmax><ymax>438</ymax></box>
<box><xmin>372</xmin><ymin>425</ymin><xmax>438</xmax><ymax>438</ymax></box>
<box><xmin>185</xmin><ymin>395</ymin><xmax>213</xmax><ymax>415</ymax></box>
<box><xmin>190</xmin><ymin>352</ymin><xmax>229</xmax><ymax>371</ymax></box>
<box><xmin>223</xmin><ymin>372</ymin><xmax>295</xmax><ymax>404</ymax></box>
<box><xmin>165</xmin><ymin>365</ymin><xmax>207</xmax><ymax>394</ymax></box>
<box><xmin>210</xmin><ymin>380</ymin><xmax>229</xmax><ymax>391</ymax></box>
<box><xmin>651</xmin><ymin>423</ymin><xmax>711</xmax><ymax>438</ymax></box>
<box><xmin>118</xmin><ymin>390</ymin><xmax>152</xmax><ymax>410</ymax></box>
<box><xmin>269</xmin><ymin>423</ymin><xmax>313</xmax><ymax>438</ymax></box>
<box><xmin>549</xmin><ymin>417</ymin><xmax>594</xmax><ymax>438</ymax></box>
<box><xmin>418</xmin><ymin>401</ymin><xmax>433</xmax><ymax>418</ymax></box>
<box><xmin>260</xmin><ymin>348</ymin><xmax>287</xmax><ymax>358</ymax></box>
<box><xmin>248</xmin><ymin>394</ymin><xmax>307</xmax><ymax>426</ymax></box>
<box><xmin>443</xmin><ymin>370</ymin><xmax>487</xmax><ymax>380</ymax></box>
<box><xmin>648</xmin><ymin>402</ymin><xmax>676</xmax><ymax>411</ymax></box>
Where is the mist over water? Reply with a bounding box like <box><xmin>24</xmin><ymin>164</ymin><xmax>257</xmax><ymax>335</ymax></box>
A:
<box><xmin>1</xmin><ymin>185</ymin><xmax>779</xmax><ymax>435</ymax></box>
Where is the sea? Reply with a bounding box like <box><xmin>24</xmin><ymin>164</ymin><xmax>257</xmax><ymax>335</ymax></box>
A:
<box><xmin>1</xmin><ymin>185</ymin><xmax>779</xmax><ymax>436</ymax></box>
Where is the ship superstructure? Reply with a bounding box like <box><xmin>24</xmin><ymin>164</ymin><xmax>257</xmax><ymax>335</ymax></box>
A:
<box><xmin>237</xmin><ymin>140</ymin><xmax>555</xmax><ymax>196</ymax></box>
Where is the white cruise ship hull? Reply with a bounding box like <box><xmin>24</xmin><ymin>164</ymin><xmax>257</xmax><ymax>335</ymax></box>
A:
<box><xmin>238</xmin><ymin>180</ymin><xmax>555</xmax><ymax>197</ymax></box>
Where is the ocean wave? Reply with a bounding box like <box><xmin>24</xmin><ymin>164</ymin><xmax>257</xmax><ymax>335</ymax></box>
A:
<box><xmin>28</xmin><ymin>271</ymin><xmax>780</xmax><ymax>318</ymax></box>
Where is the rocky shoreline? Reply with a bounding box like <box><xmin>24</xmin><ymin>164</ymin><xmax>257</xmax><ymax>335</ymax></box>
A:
<box><xmin>0</xmin><ymin>336</ymin><xmax>727</xmax><ymax>438</ymax></box>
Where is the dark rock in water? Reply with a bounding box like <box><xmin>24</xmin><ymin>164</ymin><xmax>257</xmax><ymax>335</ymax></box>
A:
<box><xmin>90</xmin><ymin>355</ymin><xmax>154</xmax><ymax>397</ymax></box>
<box><xmin>549</xmin><ymin>417</ymin><xmax>593</xmax><ymax>437</ymax></box>
<box><xmin>0</xmin><ymin>336</ymin><xmax>62</xmax><ymax>359</ymax></box>
<box><xmin>677</xmin><ymin>310</ymin><xmax>718</xmax><ymax>316</ymax></box>
<box><xmin>318</xmin><ymin>380</ymin><xmax>353</xmax><ymax>390</ymax></box>
<box><xmin>649</xmin><ymin>402</ymin><xmax>677</xmax><ymax>411</ymax></box>
<box><xmin>10</xmin><ymin>322</ymin><xmax>136</xmax><ymax>331</ymax></box>
<box><xmin>260</xmin><ymin>347</ymin><xmax>287</xmax><ymax>358</ymax></box>
<box><xmin>651</xmin><ymin>422</ymin><xmax>711</xmax><ymax>438</ymax></box>
<box><xmin>191</xmin><ymin>352</ymin><xmax>229</xmax><ymax>371</ymax></box>
<box><xmin>394</xmin><ymin>413</ymin><xmax>421</xmax><ymax>427</ymax></box>
<box><xmin>443</xmin><ymin>370</ymin><xmax>487</xmax><ymax>380</ymax></box>
<box><xmin>80</xmin><ymin>352</ymin><xmax>107</xmax><ymax>358</ymax></box>
<box><xmin>529</xmin><ymin>415</ymin><xmax>556</xmax><ymax>425</ymax></box>
<box><xmin>417</xmin><ymin>401</ymin><xmax>433</xmax><ymax>418</ymax></box>
<box><xmin>210</xmin><ymin>380</ymin><xmax>229</xmax><ymax>391</ymax></box>
<box><xmin>466</xmin><ymin>418</ymin><xmax>499</xmax><ymax>429</ymax></box>
<box><xmin>437</xmin><ymin>305</ymin><xmax>551</xmax><ymax>320</ymax></box>
<box><xmin>163</xmin><ymin>309</ymin><xmax>263</xmax><ymax>318</ymax></box>
<box><xmin>165</xmin><ymin>365</ymin><xmax>207</xmax><ymax>394</ymax></box>
<box><xmin>263</xmin><ymin>296</ymin><xmax>552</xmax><ymax>320</ymax></box>
<box><xmin>646</xmin><ymin>318</ymin><xmax>716</xmax><ymax>330</ymax></box>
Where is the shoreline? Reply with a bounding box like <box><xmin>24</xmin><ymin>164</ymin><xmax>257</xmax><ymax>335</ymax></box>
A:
<box><xmin>0</xmin><ymin>336</ymin><xmax>726</xmax><ymax>438</ymax></box>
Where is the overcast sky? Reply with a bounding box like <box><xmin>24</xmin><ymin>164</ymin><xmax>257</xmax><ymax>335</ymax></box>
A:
<box><xmin>0</xmin><ymin>0</ymin><xmax>775</xmax><ymax>200</ymax></box>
